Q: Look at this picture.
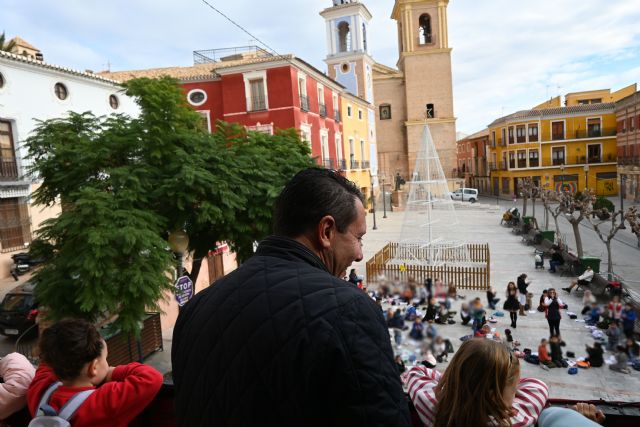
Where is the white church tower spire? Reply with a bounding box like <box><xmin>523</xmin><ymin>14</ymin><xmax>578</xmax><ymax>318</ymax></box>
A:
<box><xmin>320</xmin><ymin>0</ymin><xmax>374</xmax><ymax>103</ymax></box>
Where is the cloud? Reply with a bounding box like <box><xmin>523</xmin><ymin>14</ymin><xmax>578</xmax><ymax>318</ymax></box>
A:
<box><xmin>3</xmin><ymin>0</ymin><xmax>640</xmax><ymax>134</ymax></box>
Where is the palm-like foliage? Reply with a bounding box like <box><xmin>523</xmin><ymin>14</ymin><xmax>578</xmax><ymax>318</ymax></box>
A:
<box><xmin>0</xmin><ymin>32</ymin><xmax>16</xmax><ymax>52</ymax></box>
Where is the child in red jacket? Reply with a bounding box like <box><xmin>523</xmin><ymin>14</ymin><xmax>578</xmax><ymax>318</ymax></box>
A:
<box><xmin>27</xmin><ymin>319</ymin><xmax>163</xmax><ymax>427</ymax></box>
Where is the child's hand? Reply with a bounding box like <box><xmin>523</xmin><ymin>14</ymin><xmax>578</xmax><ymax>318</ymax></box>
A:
<box><xmin>105</xmin><ymin>367</ymin><xmax>116</xmax><ymax>382</ymax></box>
<box><xmin>573</xmin><ymin>403</ymin><xmax>606</xmax><ymax>424</ymax></box>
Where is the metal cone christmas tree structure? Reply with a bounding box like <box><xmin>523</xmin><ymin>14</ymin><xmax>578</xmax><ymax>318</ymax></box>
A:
<box><xmin>392</xmin><ymin>125</ymin><xmax>471</xmax><ymax>267</ymax></box>
<box><xmin>365</xmin><ymin>125</ymin><xmax>490</xmax><ymax>290</ymax></box>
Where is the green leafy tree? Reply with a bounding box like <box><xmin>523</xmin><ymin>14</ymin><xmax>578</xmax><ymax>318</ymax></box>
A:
<box><xmin>0</xmin><ymin>32</ymin><xmax>16</xmax><ymax>52</ymax></box>
<box><xmin>26</xmin><ymin>76</ymin><xmax>316</xmax><ymax>333</ymax></box>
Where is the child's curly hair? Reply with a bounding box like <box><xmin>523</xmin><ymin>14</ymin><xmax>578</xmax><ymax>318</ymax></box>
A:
<box><xmin>39</xmin><ymin>318</ymin><xmax>104</xmax><ymax>380</ymax></box>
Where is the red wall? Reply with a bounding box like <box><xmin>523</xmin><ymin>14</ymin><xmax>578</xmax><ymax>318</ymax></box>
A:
<box><xmin>181</xmin><ymin>64</ymin><xmax>343</xmax><ymax>166</ymax></box>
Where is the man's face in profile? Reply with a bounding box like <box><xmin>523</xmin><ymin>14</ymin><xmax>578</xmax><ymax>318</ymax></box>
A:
<box><xmin>328</xmin><ymin>197</ymin><xmax>366</xmax><ymax>277</ymax></box>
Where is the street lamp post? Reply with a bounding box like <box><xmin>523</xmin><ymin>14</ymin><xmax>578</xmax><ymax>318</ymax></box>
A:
<box><xmin>583</xmin><ymin>164</ymin><xmax>589</xmax><ymax>191</ymax></box>
<box><xmin>560</xmin><ymin>164</ymin><xmax>565</xmax><ymax>192</ymax></box>
<box><xmin>370</xmin><ymin>172</ymin><xmax>377</xmax><ymax>230</ymax></box>
<box><xmin>382</xmin><ymin>178</ymin><xmax>388</xmax><ymax>219</ymax></box>
<box><xmin>168</xmin><ymin>229</ymin><xmax>190</xmax><ymax>278</ymax></box>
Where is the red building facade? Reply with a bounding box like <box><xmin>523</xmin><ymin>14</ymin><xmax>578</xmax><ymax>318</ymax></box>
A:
<box><xmin>616</xmin><ymin>90</ymin><xmax>640</xmax><ymax>201</ymax></box>
<box><xmin>179</xmin><ymin>55</ymin><xmax>345</xmax><ymax>169</ymax></box>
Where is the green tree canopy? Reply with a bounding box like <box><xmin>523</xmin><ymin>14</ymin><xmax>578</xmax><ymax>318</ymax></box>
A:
<box><xmin>26</xmin><ymin>76</ymin><xmax>315</xmax><ymax>333</ymax></box>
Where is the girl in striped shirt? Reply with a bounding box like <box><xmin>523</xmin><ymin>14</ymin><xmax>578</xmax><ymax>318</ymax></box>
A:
<box><xmin>404</xmin><ymin>338</ymin><xmax>548</xmax><ymax>427</ymax></box>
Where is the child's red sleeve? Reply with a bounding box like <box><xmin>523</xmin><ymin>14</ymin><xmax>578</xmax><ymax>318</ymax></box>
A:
<box><xmin>90</xmin><ymin>363</ymin><xmax>163</xmax><ymax>424</ymax></box>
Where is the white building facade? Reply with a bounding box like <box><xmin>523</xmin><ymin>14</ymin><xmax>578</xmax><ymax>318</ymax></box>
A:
<box><xmin>0</xmin><ymin>50</ymin><xmax>140</xmax><ymax>279</ymax></box>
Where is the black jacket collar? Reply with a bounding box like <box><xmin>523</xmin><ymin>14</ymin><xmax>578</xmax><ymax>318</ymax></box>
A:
<box><xmin>255</xmin><ymin>235</ymin><xmax>329</xmax><ymax>274</ymax></box>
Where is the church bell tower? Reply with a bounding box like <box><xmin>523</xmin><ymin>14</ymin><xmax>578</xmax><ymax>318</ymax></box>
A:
<box><xmin>320</xmin><ymin>0</ymin><xmax>375</xmax><ymax>104</ymax></box>
<box><xmin>392</xmin><ymin>0</ymin><xmax>457</xmax><ymax>178</ymax></box>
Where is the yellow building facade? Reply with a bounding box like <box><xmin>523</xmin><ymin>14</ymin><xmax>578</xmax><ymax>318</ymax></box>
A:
<box><xmin>487</xmin><ymin>90</ymin><xmax>631</xmax><ymax>197</ymax></box>
<box><xmin>341</xmin><ymin>92</ymin><xmax>373</xmax><ymax>198</ymax></box>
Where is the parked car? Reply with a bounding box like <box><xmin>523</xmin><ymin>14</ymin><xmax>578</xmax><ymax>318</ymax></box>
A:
<box><xmin>0</xmin><ymin>281</ymin><xmax>38</xmax><ymax>338</ymax></box>
<box><xmin>450</xmin><ymin>188</ymin><xmax>479</xmax><ymax>203</ymax></box>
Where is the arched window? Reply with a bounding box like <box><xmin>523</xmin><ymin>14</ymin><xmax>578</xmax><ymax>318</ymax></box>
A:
<box><xmin>362</xmin><ymin>23</ymin><xmax>367</xmax><ymax>51</ymax></box>
<box><xmin>419</xmin><ymin>14</ymin><xmax>432</xmax><ymax>44</ymax></box>
<box><xmin>338</xmin><ymin>22</ymin><xmax>351</xmax><ymax>53</ymax></box>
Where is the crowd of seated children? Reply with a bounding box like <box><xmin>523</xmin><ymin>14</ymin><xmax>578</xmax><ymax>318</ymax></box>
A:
<box><xmin>27</xmin><ymin>318</ymin><xmax>163</xmax><ymax>427</ymax></box>
<box><xmin>609</xmin><ymin>345</ymin><xmax>631</xmax><ymax>374</ymax></box>
<box><xmin>605</xmin><ymin>322</ymin><xmax>621</xmax><ymax>352</ymax></box>
<box><xmin>549</xmin><ymin>335</ymin><xmax>566</xmax><ymax>368</ymax></box>
<box><xmin>538</xmin><ymin>339</ymin><xmax>556</xmax><ymax>369</ymax></box>
<box><xmin>409</xmin><ymin>318</ymin><xmax>425</xmax><ymax>341</ymax></box>
<box><xmin>486</xmin><ymin>287</ymin><xmax>500</xmax><ymax>310</ymax></box>
<box><xmin>584</xmin><ymin>342</ymin><xmax>604</xmax><ymax>368</ymax></box>
<box><xmin>621</xmin><ymin>303</ymin><xmax>637</xmax><ymax>339</ymax></box>
<box><xmin>608</xmin><ymin>296</ymin><xmax>623</xmax><ymax>324</ymax></box>
<box><xmin>460</xmin><ymin>303</ymin><xmax>471</xmax><ymax>326</ymax></box>
<box><xmin>581</xmin><ymin>290</ymin><xmax>596</xmax><ymax>315</ymax></box>
<box><xmin>471</xmin><ymin>298</ymin><xmax>486</xmax><ymax>333</ymax></box>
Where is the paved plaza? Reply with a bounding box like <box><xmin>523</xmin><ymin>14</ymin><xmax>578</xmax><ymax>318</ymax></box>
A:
<box><xmin>353</xmin><ymin>199</ymin><xmax>640</xmax><ymax>402</ymax></box>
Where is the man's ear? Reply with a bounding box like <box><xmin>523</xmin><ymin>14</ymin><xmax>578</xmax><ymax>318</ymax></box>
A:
<box><xmin>317</xmin><ymin>215</ymin><xmax>336</xmax><ymax>249</ymax></box>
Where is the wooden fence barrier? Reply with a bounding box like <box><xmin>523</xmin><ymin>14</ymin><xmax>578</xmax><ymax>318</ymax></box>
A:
<box><xmin>366</xmin><ymin>243</ymin><xmax>490</xmax><ymax>291</ymax></box>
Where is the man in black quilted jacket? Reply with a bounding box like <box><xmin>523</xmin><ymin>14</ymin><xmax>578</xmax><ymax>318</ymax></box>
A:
<box><xmin>172</xmin><ymin>168</ymin><xmax>410</xmax><ymax>426</ymax></box>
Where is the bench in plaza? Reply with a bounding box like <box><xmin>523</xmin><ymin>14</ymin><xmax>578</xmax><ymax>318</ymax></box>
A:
<box><xmin>522</xmin><ymin>229</ymin><xmax>542</xmax><ymax>246</ymax></box>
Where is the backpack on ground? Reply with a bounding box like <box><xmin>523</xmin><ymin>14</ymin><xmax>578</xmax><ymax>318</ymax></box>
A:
<box><xmin>28</xmin><ymin>382</ymin><xmax>95</xmax><ymax>427</ymax></box>
<box><xmin>524</xmin><ymin>354</ymin><xmax>539</xmax><ymax>365</ymax></box>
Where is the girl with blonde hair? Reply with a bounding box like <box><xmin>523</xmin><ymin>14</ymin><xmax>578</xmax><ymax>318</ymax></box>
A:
<box><xmin>404</xmin><ymin>338</ymin><xmax>548</xmax><ymax>427</ymax></box>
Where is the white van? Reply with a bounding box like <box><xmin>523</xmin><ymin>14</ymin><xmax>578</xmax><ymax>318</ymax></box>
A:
<box><xmin>449</xmin><ymin>188</ymin><xmax>478</xmax><ymax>203</ymax></box>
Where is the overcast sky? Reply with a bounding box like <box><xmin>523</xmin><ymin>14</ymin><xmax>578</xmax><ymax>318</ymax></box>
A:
<box><xmin>3</xmin><ymin>0</ymin><xmax>640</xmax><ymax>134</ymax></box>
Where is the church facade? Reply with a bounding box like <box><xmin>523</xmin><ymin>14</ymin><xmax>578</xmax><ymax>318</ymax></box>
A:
<box><xmin>321</xmin><ymin>0</ymin><xmax>457</xmax><ymax>181</ymax></box>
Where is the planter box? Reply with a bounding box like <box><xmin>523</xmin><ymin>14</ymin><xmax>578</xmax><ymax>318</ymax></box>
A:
<box><xmin>102</xmin><ymin>312</ymin><xmax>163</xmax><ymax>366</ymax></box>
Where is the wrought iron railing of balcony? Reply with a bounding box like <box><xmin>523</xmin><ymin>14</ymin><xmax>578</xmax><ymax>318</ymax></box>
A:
<box><xmin>300</xmin><ymin>95</ymin><xmax>309</xmax><ymax>112</ymax></box>
<box><xmin>319</xmin><ymin>104</ymin><xmax>327</xmax><ymax>118</ymax></box>
<box><xmin>619</xmin><ymin>156</ymin><xmax>640</xmax><ymax>166</ymax></box>
<box><xmin>361</xmin><ymin>160</ymin><xmax>370</xmax><ymax>169</ymax></box>
<box><xmin>0</xmin><ymin>158</ymin><xmax>19</xmax><ymax>181</ymax></box>
<box><xmin>334</xmin><ymin>110</ymin><xmax>341</xmax><ymax>122</ymax></box>
<box><xmin>322</xmin><ymin>158</ymin><xmax>334</xmax><ymax>169</ymax></box>
<box><xmin>350</xmin><ymin>159</ymin><xmax>360</xmax><ymax>169</ymax></box>
<box><xmin>338</xmin><ymin>159</ymin><xmax>347</xmax><ymax>170</ymax></box>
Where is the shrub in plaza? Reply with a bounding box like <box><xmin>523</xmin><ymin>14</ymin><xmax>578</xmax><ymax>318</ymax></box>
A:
<box><xmin>25</xmin><ymin>77</ymin><xmax>315</xmax><ymax>334</ymax></box>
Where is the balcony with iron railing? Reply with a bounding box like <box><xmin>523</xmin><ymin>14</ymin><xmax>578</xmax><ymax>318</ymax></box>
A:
<box><xmin>338</xmin><ymin>159</ymin><xmax>347</xmax><ymax>170</ymax></box>
<box><xmin>322</xmin><ymin>158</ymin><xmax>334</xmax><ymax>169</ymax></box>
<box><xmin>547</xmin><ymin>154</ymin><xmax>615</xmax><ymax>167</ymax></box>
<box><xmin>361</xmin><ymin>160</ymin><xmax>370</xmax><ymax>169</ymax></box>
<box><xmin>0</xmin><ymin>158</ymin><xmax>19</xmax><ymax>181</ymax></box>
<box><xmin>619</xmin><ymin>155</ymin><xmax>640</xmax><ymax>167</ymax></box>
<box><xmin>319</xmin><ymin>104</ymin><xmax>327</xmax><ymax>118</ymax></box>
<box><xmin>350</xmin><ymin>159</ymin><xmax>360</xmax><ymax>170</ymax></box>
<box><xmin>300</xmin><ymin>95</ymin><xmax>310</xmax><ymax>112</ymax></box>
<box><xmin>334</xmin><ymin>110</ymin><xmax>341</xmax><ymax>122</ymax></box>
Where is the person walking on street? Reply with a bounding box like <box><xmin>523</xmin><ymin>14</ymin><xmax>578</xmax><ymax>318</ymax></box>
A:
<box><xmin>171</xmin><ymin>168</ymin><xmax>410</xmax><ymax>427</ymax></box>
